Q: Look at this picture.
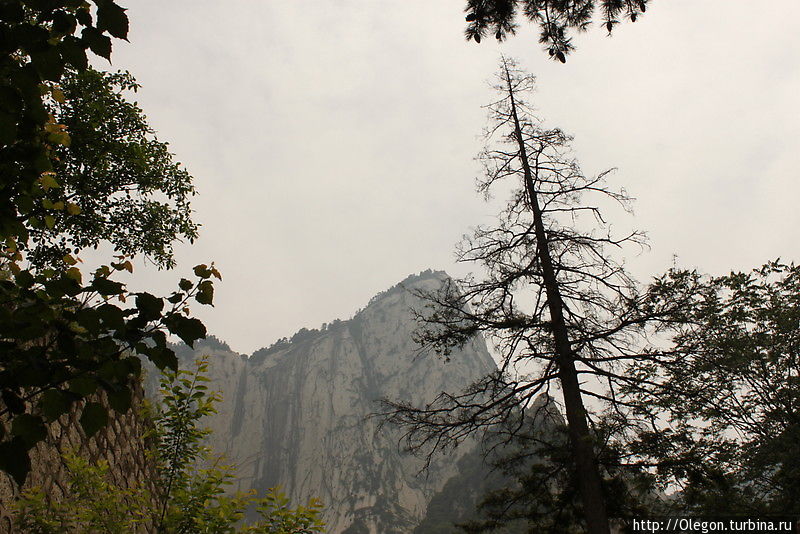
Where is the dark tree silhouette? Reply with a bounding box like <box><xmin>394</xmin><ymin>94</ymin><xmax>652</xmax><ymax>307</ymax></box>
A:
<box><xmin>463</xmin><ymin>0</ymin><xmax>651</xmax><ymax>62</ymax></box>
<box><xmin>382</xmin><ymin>57</ymin><xmax>694</xmax><ymax>533</ymax></box>
<box><xmin>27</xmin><ymin>68</ymin><xmax>198</xmax><ymax>270</ymax></box>
<box><xmin>624</xmin><ymin>261</ymin><xmax>800</xmax><ymax>514</ymax></box>
<box><xmin>0</xmin><ymin>1</ymin><xmax>216</xmax><ymax>486</ymax></box>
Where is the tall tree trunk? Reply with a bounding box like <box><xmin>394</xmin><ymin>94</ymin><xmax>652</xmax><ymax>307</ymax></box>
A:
<box><xmin>503</xmin><ymin>60</ymin><xmax>610</xmax><ymax>534</ymax></box>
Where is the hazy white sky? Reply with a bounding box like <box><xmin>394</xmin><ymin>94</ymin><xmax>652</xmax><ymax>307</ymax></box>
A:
<box><xmin>96</xmin><ymin>1</ymin><xmax>800</xmax><ymax>355</ymax></box>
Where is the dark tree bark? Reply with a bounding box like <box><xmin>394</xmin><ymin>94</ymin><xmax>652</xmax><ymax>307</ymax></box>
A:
<box><xmin>504</xmin><ymin>57</ymin><xmax>610</xmax><ymax>534</ymax></box>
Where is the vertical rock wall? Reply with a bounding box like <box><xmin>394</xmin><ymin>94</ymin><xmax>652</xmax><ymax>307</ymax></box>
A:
<box><xmin>0</xmin><ymin>385</ymin><xmax>158</xmax><ymax>533</ymax></box>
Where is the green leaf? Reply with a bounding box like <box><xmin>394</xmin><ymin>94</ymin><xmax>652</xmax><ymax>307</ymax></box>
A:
<box><xmin>195</xmin><ymin>280</ymin><xmax>214</xmax><ymax>305</ymax></box>
<box><xmin>97</xmin><ymin>1</ymin><xmax>129</xmax><ymax>39</ymax></box>
<box><xmin>106</xmin><ymin>387</ymin><xmax>131</xmax><ymax>414</ymax></box>
<box><xmin>92</xmin><ymin>277</ymin><xmax>125</xmax><ymax>296</ymax></box>
<box><xmin>59</xmin><ymin>36</ymin><xmax>89</xmax><ymax>70</ymax></box>
<box><xmin>80</xmin><ymin>402</ymin><xmax>107</xmax><ymax>438</ymax></box>
<box><xmin>0</xmin><ymin>87</ymin><xmax>22</xmax><ymax>117</ymax></box>
<box><xmin>33</xmin><ymin>148</ymin><xmax>52</xmax><ymax>172</ymax></box>
<box><xmin>12</xmin><ymin>23</ymin><xmax>49</xmax><ymax>50</ymax></box>
<box><xmin>98</xmin><ymin>359</ymin><xmax>128</xmax><ymax>382</ymax></box>
<box><xmin>15</xmin><ymin>269</ymin><xmax>35</xmax><ymax>288</ymax></box>
<box><xmin>30</xmin><ymin>46</ymin><xmax>65</xmax><ymax>81</ymax></box>
<box><xmin>135</xmin><ymin>292</ymin><xmax>164</xmax><ymax>321</ymax></box>
<box><xmin>75</xmin><ymin>5</ymin><xmax>93</xmax><ymax>27</ymax></box>
<box><xmin>1</xmin><ymin>390</ymin><xmax>25</xmax><ymax>414</ymax></box>
<box><xmin>166</xmin><ymin>292</ymin><xmax>183</xmax><ymax>304</ymax></box>
<box><xmin>0</xmin><ymin>3</ymin><xmax>24</xmax><ymax>24</ymax></box>
<box><xmin>0</xmin><ymin>110</ymin><xmax>18</xmax><ymax>145</ymax></box>
<box><xmin>145</xmin><ymin>346</ymin><xmax>178</xmax><ymax>371</ymax></box>
<box><xmin>69</xmin><ymin>376</ymin><xmax>97</xmax><ymax>396</ymax></box>
<box><xmin>96</xmin><ymin>303</ymin><xmax>125</xmax><ymax>330</ymax></box>
<box><xmin>193</xmin><ymin>264</ymin><xmax>212</xmax><ymax>279</ymax></box>
<box><xmin>39</xmin><ymin>173</ymin><xmax>60</xmax><ymax>190</ymax></box>
<box><xmin>51</xmin><ymin>10</ymin><xmax>78</xmax><ymax>35</ymax></box>
<box><xmin>164</xmin><ymin>314</ymin><xmax>206</xmax><ymax>347</ymax></box>
<box><xmin>150</xmin><ymin>329</ymin><xmax>168</xmax><ymax>348</ymax></box>
<box><xmin>0</xmin><ymin>438</ymin><xmax>32</xmax><ymax>486</ymax></box>
<box><xmin>11</xmin><ymin>414</ymin><xmax>47</xmax><ymax>447</ymax></box>
<box><xmin>82</xmin><ymin>27</ymin><xmax>112</xmax><ymax>60</ymax></box>
<box><xmin>39</xmin><ymin>389</ymin><xmax>72</xmax><ymax>422</ymax></box>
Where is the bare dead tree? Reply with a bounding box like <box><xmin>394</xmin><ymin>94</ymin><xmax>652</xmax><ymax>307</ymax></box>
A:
<box><xmin>381</xmin><ymin>57</ymin><xmax>696</xmax><ymax>533</ymax></box>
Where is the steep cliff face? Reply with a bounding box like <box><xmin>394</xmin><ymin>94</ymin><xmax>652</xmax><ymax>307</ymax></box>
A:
<box><xmin>167</xmin><ymin>271</ymin><xmax>496</xmax><ymax>533</ymax></box>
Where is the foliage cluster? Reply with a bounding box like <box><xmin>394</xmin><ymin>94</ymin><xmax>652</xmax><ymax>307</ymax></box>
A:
<box><xmin>13</xmin><ymin>359</ymin><xmax>327</xmax><ymax>534</ymax></box>
<box><xmin>452</xmin><ymin>262</ymin><xmax>800</xmax><ymax>532</ymax></box>
<box><xmin>0</xmin><ymin>0</ymin><xmax>213</xmax><ymax>488</ymax></box>
<box><xmin>462</xmin><ymin>0</ymin><xmax>651</xmax><ymax>61</ymax></box>
<box><xmin>626</xmin><ymin>261</ymin><xmax>800</xmax><ymax>515</ymax></box>
<box><xmin>0</xmin><ymin>257</ymin><xmax>218</xmax><ymax>486</ymax></box>
<box><xmin>28</xmin><ymin>67</ymin><xmax>198</xmax><ymax>270</ymax></box>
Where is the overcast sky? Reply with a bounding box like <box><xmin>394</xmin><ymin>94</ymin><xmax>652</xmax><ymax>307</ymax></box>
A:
<box><xmin>96</xmin><ymin>1</ymin><xmax>800</xmax><ymax>355</ymax></box>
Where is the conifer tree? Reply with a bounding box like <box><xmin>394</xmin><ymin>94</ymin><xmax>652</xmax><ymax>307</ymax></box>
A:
<box><xmin>463</xmin><ymin>0</ymin><xmax>651</xmax><ymax>61</ymax></box>
<box><xmin>382</xmin><ymin>57</ymin><xmax>693</xmax><ymax>533</ymax></box>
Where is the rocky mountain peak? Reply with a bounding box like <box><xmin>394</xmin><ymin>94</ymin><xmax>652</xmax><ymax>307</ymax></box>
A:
<box><xmin>159</xmin><ymin>270</ymin><xmax>497</xmax><ymax>533</ymax></box>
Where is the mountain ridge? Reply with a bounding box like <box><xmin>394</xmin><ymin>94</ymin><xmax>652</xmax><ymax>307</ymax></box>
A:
<box><xmin>155</xmin><ymin>269</ymin><xmax>497</xmax><ymax>533</ymax></box>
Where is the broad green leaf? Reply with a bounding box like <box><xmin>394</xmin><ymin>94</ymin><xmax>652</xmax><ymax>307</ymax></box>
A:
<box><xmin>69</xmin><ymin>376</ymin><xmax>97</xmax><ymax>396</ymax></box>
<box><xmin>144</xmin><ymin>346</ymin><xmax>178</xmax><ymax>371</ymax></box>
<box><xmin>135</xmin><ymin>292</ymin><xmax>164</xmax><ymax>321</ymax></box>
<box><xmin>1</xmin><ymin>389</ymin><xmax>25</xmax><ymax>414</ymax></box>
<box><xmin>193</xmin><ymin>264</ymin><xmax>212</xmax><ymax>279</ymax></box>
<box><xmin>80</xmin><ymin>402</ymin><xmax>107</xmax><ymax>438</ymax></box>
<box><xmin>97</xmin><ymin>2</ymin><xmax>129</xmax><ymax>39</ymax></box>
<box><xmin>0</xmin><ymin>110</ymin><xmax>17</xmax><ymax>145</ymax></box>
<box><xmin>92</xmin><ymin>277</ymin><xmax>124</xmax><ymax>296</ymax></box>
<box><xmin>167</xmin><ymin>292</ymin><xmax>184</xmax><ymax>304</ymax></box>
<box><xmin>48</xmin><ymin>130</ymin><xmax>71</xmax><ymax>147</ymax></box>
<box><xmin>51</xmin><ymin>87</ymin><xmax>66</xmax><ymax>103</ymax></box>
<box><xmin>195</xmin><ymin>280</ymin><xmax>214</xmax><ymax>305</ymax></box>
<box><xmin>59</xmin><ymin>36</ymin><xmax>89</xmax><ymax>70</ymax></box>
<box><xmin>15</xmin><ymin>269</ymin><xmax>34</xmax><ymax>288</ymax></box>
<box><xmin>0</xmin><ymin>438</ymin><xmax>32</xmax><ymax>486</ymax></box>
<box><xmin>30</xmin><ymin>46</ymin><xmax>65</xmax><ymax>81</ymax></box>
<box><xmin>39</xmin><ymin>173</ymin><xmax>59</xmax><ymax>190</ymax></box>
<box><xmin>106</xmin><ymin>387</ymin><xmax>131</xmax><ymax>414</ymax></box>
<box><xmin>39</xmin><ymin>389</ymin><xmax>72</xmax><ymax>422</ymax></box>
<box><xmin>66</xmin><ymin>266</ymin><xmax>82</xmax><ymax>283</ymax></box>
<box><xmin>11</xmin><ymin>414</ymin><xmax>47</xmax><ymax>446</ymax></box>
<box><xmin>82</xmin><ymin>27</ymin><xmax>112</xmax><ymax>59</ymax></box>
<box><xmin>165</xmin><ymin>314</ymin><xmax>206</xmax><ymax>347</ymax></box>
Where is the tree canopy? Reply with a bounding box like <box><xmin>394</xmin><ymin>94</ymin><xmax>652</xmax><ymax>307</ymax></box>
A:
<box><xmin>625</xmin><ymin>261</ymin><xmax>800</xmax><ymax>515</ymax></box>
<box><xmin>28</xmin><ymin>67</ymin><xmax>198</xmax><ymax>270</ymax></box>
<box><xmin>0</xmin><ymin>0</ymin><xmax>215</xmax><ymax>487</ymax></box>
<box><xmin>463</xmin><ymin>0</ymin><xmax>651</xmax><ymax>62</ymax></box>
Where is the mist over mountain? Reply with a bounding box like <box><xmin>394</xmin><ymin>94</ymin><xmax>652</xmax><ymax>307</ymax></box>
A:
<box><xmin>151</xmin><ymin>270</ymin><xmax>498</xmax><ymax>533</ymax></box>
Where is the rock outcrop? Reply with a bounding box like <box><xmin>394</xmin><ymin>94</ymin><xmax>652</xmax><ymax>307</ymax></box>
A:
<box><xmin>164</xmin><ymin>270</ymin><xmax>496</xmax><ymax>533</ymax></box>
